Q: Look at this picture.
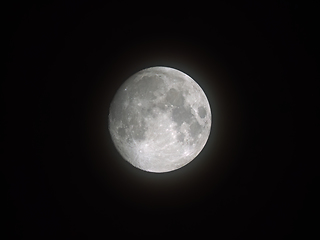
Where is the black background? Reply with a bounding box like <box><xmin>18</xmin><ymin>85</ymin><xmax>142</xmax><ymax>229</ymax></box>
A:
<box><xmin>4</xmin><ymin>0</ymin><xmax>318</xmax><ymax>239</ymax></box>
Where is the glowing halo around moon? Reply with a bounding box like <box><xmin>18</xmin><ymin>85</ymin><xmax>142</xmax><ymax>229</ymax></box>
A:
<box><xmin>108</xmin><ymin>66</ymin><xmax>211</xmax><ymax>173</ymax></box>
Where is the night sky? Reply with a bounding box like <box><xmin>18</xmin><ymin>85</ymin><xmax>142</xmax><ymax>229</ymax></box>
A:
<box><xmin>4</xmin><ymin>1</ymin><xmax>317</xmax><ymax>239</ymax></box>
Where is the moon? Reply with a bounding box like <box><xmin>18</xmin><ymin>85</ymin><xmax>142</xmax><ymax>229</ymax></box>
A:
<box><xmin>108</xmin><ymin>66</ymin><xmax>211</xmax><ymax>173</ymax></box>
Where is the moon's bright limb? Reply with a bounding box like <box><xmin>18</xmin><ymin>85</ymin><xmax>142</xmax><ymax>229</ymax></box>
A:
<box><xmin>109</xmin><ymin>66</ymin><xmax>211</xmax><ymax>173</ymax></box>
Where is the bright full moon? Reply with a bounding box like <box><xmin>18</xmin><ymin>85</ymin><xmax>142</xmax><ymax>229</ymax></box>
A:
<box><xmin>109</xmin><ymin>66</ymin><xmax>211</xmax><ymax>173</ymax></box>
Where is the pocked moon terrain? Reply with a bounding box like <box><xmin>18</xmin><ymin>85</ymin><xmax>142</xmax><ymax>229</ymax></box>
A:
<box><xmin>109</xmin><ymin>66</ymin><xmax>211</xmax><ymax>173</ymax></box>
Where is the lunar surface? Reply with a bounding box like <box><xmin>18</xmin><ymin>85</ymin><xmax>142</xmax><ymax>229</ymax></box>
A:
<box><xmin>108</xmin><ymin>66</ymin><xmax>211</xmax><ymax>173</ymax></box>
